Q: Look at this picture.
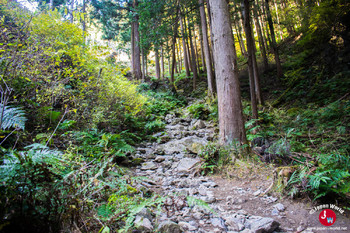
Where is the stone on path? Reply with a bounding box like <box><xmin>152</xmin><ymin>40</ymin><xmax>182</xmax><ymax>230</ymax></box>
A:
<box><xmin>156</xmin><ymin>136</ymin><xmax>207</xmax><ymax>154</ymax></box>
<box><xmin>157</xmin><ymin>220</ymin><xmax>182</xmax><ymax>233</ymax></box>
<box><xmin>141</xmin><ymin>161</ymin><xmax>157</xmax><ymax>170</ymax></box>
<box><xmin>177</xmin><ymin>157</ymin><xmax>201</xmax><ymax>172</ymax></box>
<box><xmin>247</xmin><ymin>217</ymin><xmax>280</xmax><ymax>233</ymax></box>
<box><xmin>193</xmin><ymin>119</ymin><xmax>206</xmax><ymax>129</ymax></box>
<box><xmin>134</xmin><ymin>215</ymin><xmax>153</xmax><ymax>232</ymax></box>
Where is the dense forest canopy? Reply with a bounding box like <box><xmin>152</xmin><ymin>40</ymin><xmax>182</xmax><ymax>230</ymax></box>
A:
<box><xmin>0</xmin><ymin>0</ymin><xmax>349</xmax><ymax>232</ymax></box>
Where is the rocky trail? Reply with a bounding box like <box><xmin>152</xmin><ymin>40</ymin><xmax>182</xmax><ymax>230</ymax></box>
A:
<box><xmin>130</xmin><ymin>113</ymin><xmax>349</xmax><ymax>233</ymax></box>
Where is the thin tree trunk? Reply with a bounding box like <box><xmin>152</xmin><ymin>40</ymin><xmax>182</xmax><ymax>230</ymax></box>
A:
<box><xmin>242</xmin><ymin>0</ymin><xmax>258</xmax><ymax>119</ymax></box>
<box><xmin>170</xmin><ymin>15</ymin><xmax>179</xmax><ymax>85</ymax></box>
<box><xmin>208</xmin><ymin>0</ymin><xmax>247</xmax><ymax>145</ymax></box>
<box><xmin>198</xmin><ymin>22</ymin><xmax>206</xmax><ymax>73</ymax></box>
<box><xmin>260</xmin><ymin>0</ymin><xmax>271</xmax><ymax>51</ymax></box>
<box><xmin>69</xmin><ymin>0</ymin><xmax>74</xmax><ymax>23</ymax></box>
<box><xmin>180</xmin><ymin>15</ymin><xmax>190</xmax><ymax>77</ymax></box>
<box><xmin>206</xmin><ymin>0</ymin><xmax>216</xmax><ymax>77</ymax></box>
<box><xmin>176</xmin><ymin>41</ymin><xmax>181</xmax><ymax>73</ymax></box>
<box><xmin>265</xmin><ymin>0</ymin><xmax>283</xmax><ymax>78</ymax></box>
<box><xmin>253</xmin><ymin>1</ymin><xmax>268</xmax><ymax>71</ymax></box>
<box><xmin>273</xmin><ymin>0</ymin><xmax>283</xmax><ymax>40</ymax></box>
<box><xmin>131</xmin><ymin>22</ymin><xmax>135</xmax><ymax>78</ymax></box>
<box><xmin>50</xmin><ymin>0</ymin><xmax>54</xmax><ymax>10</ymax></box>
<box><xmin>183</xmin><ymin>15</ymin><xmax>192</xmax><ymax>73</ymax></box>
<box><xmin>199</xmin><ymin>0</ymin><xmax>215</xmax><ymax>96</ymax></box>
<box><xmin>141</xmin><ymin>47</ymin><xmax>146</xmax><ymax>82</ymax></box>
<box><xmin>133</xmin><ymin>0</ymin><xmax>142</xmax><ymax>80</ymax></box>
<box><xmin>145</xmin><ymin>53</ymin><xmax>148</xmax><ymax>77</ymax></box>
<box><xmin>82</xmin><ymin>0</ymin><xmax>86</xmax><ymax>41</ymax></box>
<box><xmin>188</xmin><ymin>16</ymin><xmax>198</xmax><ymax>90</ymax></box>
<box><xmin>161</xmin><ymin>46</ymin><xmax>165</xmax><ymax>79</ymax></box>
<box><xmin>193</xmin><ymin>29</ymin><xmax>201</xmax><ymax>74</ymax></box>
<box><xmin>234</xmin><ymin>8</ymin><xmax>247</xmax><ymax>57</ymax></box>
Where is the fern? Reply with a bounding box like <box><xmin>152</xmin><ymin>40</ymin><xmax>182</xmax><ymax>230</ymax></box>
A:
<box><xmin>0</xmin><ymin>104</ymin><xmax>27</xmax><ymax>130</ymax></box>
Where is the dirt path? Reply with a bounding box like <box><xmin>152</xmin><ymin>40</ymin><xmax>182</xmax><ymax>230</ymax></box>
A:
<box><xmin>130</xmin><ymin>113</ymin><xmax>350</xmax><ymax>233</ymax></box>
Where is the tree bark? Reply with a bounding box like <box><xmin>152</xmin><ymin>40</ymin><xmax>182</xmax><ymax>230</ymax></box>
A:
<box><xmin>206</xmin><ymin>1</ymin><xmax>216</xmax><ymax>73</ymax></box>
<box><xmin>193</xmin><ymin>28</ymin><xmax>201</xmax><ymax>74</ymax></box>
<box><xmin>208</xmin><ymin>0</ymin><xmax>247</xmax><ymax>145</ymax></box>
<box><xmin>198</xmin><ymin>22</ymin><xmax>206</xmax><ymax>73</ymax></box>
<box><xmin>161</xmin><ymin>46</ymin><xmax>165</xmax><ymax>79</ymax></box>
<box><xmin>141</xmin><ymin>47</ymin><xmax>146</xmax><ymax>82</ymax></box>
<box><xmin>180</xmin><ymin>16</ymin><xmax>190</xmax><ymax>77</ymax></box>
<box><xmin>176</xmin><ymin>41</ymin><xmax>181</xmax><ymax>73</ymax></box>
<box><xmin>131</xmin><ymin>22</ymin><xmax>135</xmax><ymax>77</ymax></box>
<box><xmin>252</xmin><ymin>1</ymin><xmax>268</xmax><ymax>71</ymax></box>
<box><xmin>265</xmin><ymin>0</ymin><xmax>283</xmax><ymax>78</ymax></box>
<box><xmin>170</xmin><ymin>15</ymin><xmax>179</xmax><ymax>85</ymax></box>
<box><xmin>242</xmin><ymin>0</ymin><xmax>258</xmax><ymax>119</ymax></box>
<box><xmin>188</xmin><ymin>17</ymin><xmax>198</xmax><ymax>91</ymax></box>
<box><xmin>82</xmin><ymin>0</ymin><xmax>86</xmax><ymax>40</ymax></box>
<box><xmin>199</xmin><ymin>0</ymin><xmax>216</xmax><ymax>97</ymax></box>
<box><xmin>133</xmin><ymin>0</ymin><xmax>142</xmax><ymax>80</ymax></box>
<box><xmin>273</xmin><ymin>0</ymin><xmax>283</xmax><ymax>40</ymax></box>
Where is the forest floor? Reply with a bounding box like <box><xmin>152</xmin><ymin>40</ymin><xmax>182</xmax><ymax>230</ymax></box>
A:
<box><xmin>130</xmin><ymin>106</ymin><xmax>350</xmax><ymax>233</ymax></box>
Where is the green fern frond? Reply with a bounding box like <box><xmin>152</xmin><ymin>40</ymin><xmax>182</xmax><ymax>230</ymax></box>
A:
<box><xmin>0</xmin><ymin>104</ymin><xmax>27</xmax><ymax>130</ymax></box>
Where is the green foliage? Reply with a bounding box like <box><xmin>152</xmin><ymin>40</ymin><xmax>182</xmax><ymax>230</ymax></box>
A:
<box><xmin>309</xmin><ymin>153</ymin><xmax>350</xmax><ymax>199</ymax></box>
<box><xmin>187</xmin><ymin>103</ymin><xmax>210</xmax><ymax>120</ymax></box>
<box><xmin>66</xmin><ymin>129</ymin><xmax>134</xmax><ymax>160</ymax></box>
<box><xmin>141</xmin><ymin>86</ymin><xmax>186</xmax><ymax>116</ymax></box>
<box><xmin>144</xmin><ymin>119</ymin><xmax>166</xmax><ymax>133</ymax></box>
<box><xmin>0</xmin><ymin>104</ymin><xmax>26</xmax><ymax>130</ymax></box>
<box><xmin>286</xmin><ymin>153</ymin><xmax>350</xmax><ymax>200</ymax></box>
<box><xmin>199</xmin><ymin>142</ymin><xmax>243</xmax><ymax>174</ymax></box>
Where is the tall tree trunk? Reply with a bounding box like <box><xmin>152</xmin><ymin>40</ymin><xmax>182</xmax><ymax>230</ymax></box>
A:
<box><xmin>170</xmin><ymin>15</ymin><xmax>179</xmax><ymax>85</ymax></box>
<box><xmin>188</xmin><ymin>17</ymin><xmax>198</xmax><ymax>91</ymax></box>
<box><xmin>180</xmin><ymin>16</ymin><xmax>190</xmax><ymax>77</ymax></box>
<box><xmin>141</xmin><ymin>47</ymin><xmax>146</xmax><ymax>82</ymax></box>
<box><xmin>161</xmin><ymin>46</ymin><xmax>165</xmax><ymax>79</ymax></box>
<box><xmin>69</xmin><ymin>0</ymin><xmax>74</xmax><ymax>23</ymax></box>
<box><xmin>265</xmin><ymin>0</ymin><xmax>283</xmax><ymax>78</ymax></box>
<box><xmin>133</xmin><ymin>0</ymin><xmax>142</xmax><ymax>80</ymax></box>
<box><xmin>208</xmin><ymin>0</ymin><xmax>247</xmax><ymax>145</ymax></box>
<box><xmin>50</xmin><ymin>0</ymin><xmax>54</xmax><ymax>10</ymax></box>
<box><xmin>183</xmin><ymin>16</ymin><xmax>192</xmax><ymax>73</ymax></box>
<box><xmin>206</xmin><ymin>0</ymin><xmax>216</xmax><ymax>79</ymax></box>
<box><xmin>176</xmin><ymin>41</ymin><xmax>181</xmax><ymax>73</ymax></box>
<box><xmin>198</xmin><ymin>22</ymin><xmax>206</xmax><ymax>73</ymax></box>
<box><xmin>131</xmin><ymin>22</ymin><xmax>135</xmax><ymax>77</ymax></box>
<box><xmin>82</xmin><ymin>0</ymin><xmax>86</xmax><ymax>40</ymax></box>
<box><xmin>193</xmin><ymin>28</ymin><xmax>201</xmax><ymax>74</ymax></box>
<box><xmin>253</xmin><ymin>1</ymin><xmax>268</xmax><ymax>71</ymax></box>
<box><xmin>242</xmin><ymin>0</ymin><xmax>258</xmax><ymax>119</ymax></box>
<box><xmin>145</xmin><ymin>53</ymin><xmax>148</xmax><ymax>77</ymax></box>
<box><xmin>273</xmin><ymin>0</ymin><xmax>283</xmax><ymax>40</ymax></box>
<box><xmin>199</xmin><ymin>0</ymin><xmax>216</xmax><ymax>96</ymax></box>
<box><xmin>260</xmin><ymin>0</ymin><xmax>271</xmax><ymax>51</ymax></box>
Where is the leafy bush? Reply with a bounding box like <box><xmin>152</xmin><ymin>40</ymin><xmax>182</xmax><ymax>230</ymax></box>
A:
<box><xmin>66</xmin><ymin>129</ymin><xmax>135</xmax><ymax>160</ymax></box>
<box><xmin>187</xmin><ymin>103</ymin><xmax>210</xmax><ymax>120</ymax></box>
<box><xmin>199</xmin><ymin>142</ymin><xmax>244</xmax><ymax>174</ymax></box>
<box><xmin>0</xmin><ymin>104</ymin><xmax>27</xmax><ymax>130</ymax></box>
<box><xmin>308</xmin><ymin>153</ymin><xmax>350</xmax><ymax>199</ymax></box>
<box><xmin>142</xmin><ymin>89</ymin><xmax>186</xmax><ymax>116</ymax></box>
